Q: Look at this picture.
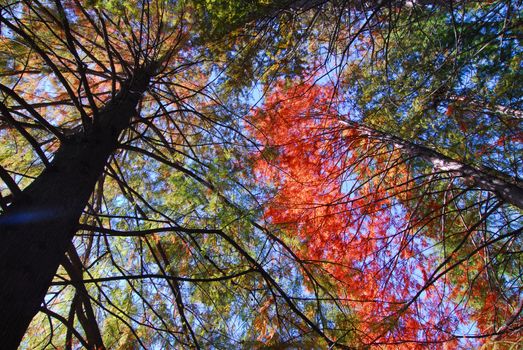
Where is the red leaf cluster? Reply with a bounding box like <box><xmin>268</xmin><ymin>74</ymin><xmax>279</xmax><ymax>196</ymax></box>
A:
<box><xmin>248</xmin><ymin>81</ymin><xmax>505</xmax><ymax>347</ymax></box>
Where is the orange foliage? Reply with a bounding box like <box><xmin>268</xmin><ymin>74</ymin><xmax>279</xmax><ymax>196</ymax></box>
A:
<box><xmin>248</xmin><ymin>81</ymin><xmax>504</xmax><ymax>348</ymax></box>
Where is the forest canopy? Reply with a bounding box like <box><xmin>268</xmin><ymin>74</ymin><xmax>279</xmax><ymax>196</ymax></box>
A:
<box><xmin>0</xmin><ymin>0</ymin><xmax>521</xmax><ymax>349</ymax></box>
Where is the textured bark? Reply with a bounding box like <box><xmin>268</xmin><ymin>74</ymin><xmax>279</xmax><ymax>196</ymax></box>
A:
<box><xmin>343</xmin><ymin>121</ymin><xmax>523</xmax><ymax>210</ymax></box>
<box><xmin>447</xmin><ymin>95</ymin><xmax>523</xmax><ymax>120</ymax></box>
<box><xmin>0</xmin><ymin>72</ymin><xmax>150</xmax><ymax>349</ymax></box>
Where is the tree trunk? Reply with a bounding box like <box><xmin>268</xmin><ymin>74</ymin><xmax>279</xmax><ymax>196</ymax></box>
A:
<box><xmin>0</xmin><ymin>72</ymin><xmax>149</xmax><ymax>349</ymax></box>
<box><xmin>342</xmin><ymin>121</ymin><xmax>523</xmax><ymax>210</ymax></box>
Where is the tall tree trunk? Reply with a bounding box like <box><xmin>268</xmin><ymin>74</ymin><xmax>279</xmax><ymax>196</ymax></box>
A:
<box><xmin>0</xmin><ymin>71</ymin><xmax>150</xmax><ymax>349</ymax></box>
<box><xmin>342</xmin><ymin>121</ymin><xmax>523</xmax><ymax>210</ymax></box>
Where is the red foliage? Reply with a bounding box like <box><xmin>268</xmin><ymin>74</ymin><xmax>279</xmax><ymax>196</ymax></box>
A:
<box><xmin>248</xmin><ymin>81</ymin><xmax>510</xmax><ymax>348</ymax></box>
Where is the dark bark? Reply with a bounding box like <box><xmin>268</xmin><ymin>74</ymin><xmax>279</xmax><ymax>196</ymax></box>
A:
<box><xmin>62</xmin><ymin>248</ymin><xmax>105</xmax><ymax>349</ymax></box>
<box><xmin>0</xmin><ymin>70</ymin><xmax>150</xmax><ymax>349</ymax></box>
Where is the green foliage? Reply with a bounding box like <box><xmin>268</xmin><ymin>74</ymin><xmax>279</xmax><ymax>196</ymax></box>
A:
<box><xmin>191</xmin><ymin>0</ymin><xmax>293</xmax><ymax>39</ymax></box>
<box><xmin>0</xmin><ymin>0</ymin><xmax>521</xmax><ymax>349</ymax></box>
<box><xmin>344</xmin><ymin>2</ymin><xmax>522</xmax><ymax>170</ymax></box>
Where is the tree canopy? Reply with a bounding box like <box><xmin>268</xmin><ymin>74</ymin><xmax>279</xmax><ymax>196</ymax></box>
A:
<box><xmin>0</xmin><ymin>0</ymin><xmax>521</xmax><ymax>349</ymax></box>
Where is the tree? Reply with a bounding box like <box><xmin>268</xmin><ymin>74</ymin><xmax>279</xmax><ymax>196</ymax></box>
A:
<box><xmin>0</xmin><ymin>0</ymin><xmax>521</xmax><ymax>349</ymax></box>
<box><xmin>0</xmin><ymin>1</ymin><xmax>358</xmax><ymax>348</ymax></box>
<box><xmin>0</xmin><ymin>0</ymin><xmax>274</xmax><ymax>347</ymax></box>
<box><xmin>248</xmin><ymin>0</ymin><xmax>522</xmax><ymax>346</ymax></box>
<box><xmin>249</xmin><ymin>80</ymin><xmax>522</xmax><ymax>347</ymax></box>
